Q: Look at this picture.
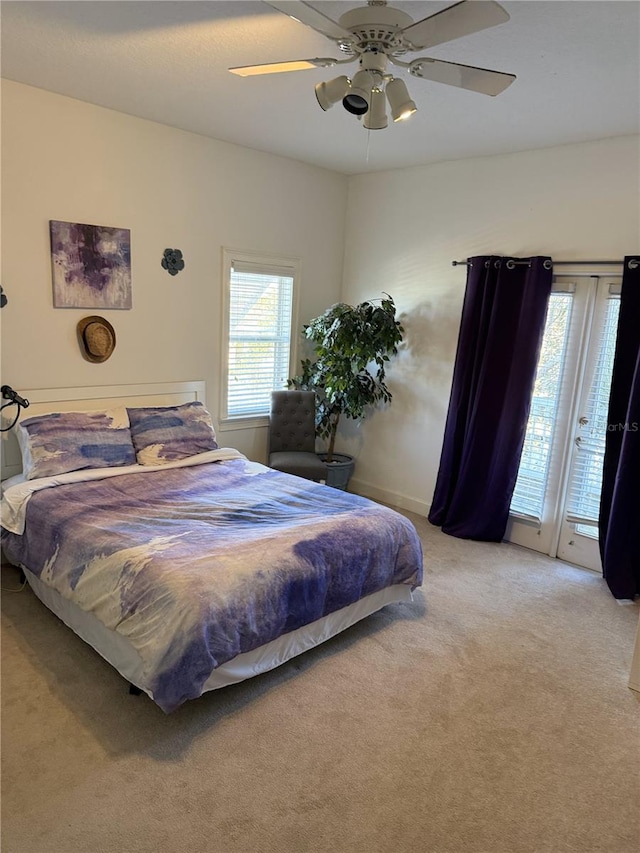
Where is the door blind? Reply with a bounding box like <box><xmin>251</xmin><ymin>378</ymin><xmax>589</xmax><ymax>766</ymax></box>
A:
<box><xmin>510</xmin><ymin>290</ymin><xmax>574</xmax><ymax>521</ymax></box>
<box><xmin>565</xmin><ymin>288</ymin><xmax>621</xmax><ymax>526</ymax></box>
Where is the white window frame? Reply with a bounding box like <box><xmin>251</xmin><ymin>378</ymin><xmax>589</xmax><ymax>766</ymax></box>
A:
<box><xmin>219</xmin><ymin>248</ymin><xmax>300</xmax><ymax>431</ymax></box>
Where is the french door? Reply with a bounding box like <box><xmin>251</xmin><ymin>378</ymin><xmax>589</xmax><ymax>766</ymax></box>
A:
<box><xmin>506</xmin><ymin>272</ymin><xmax>622</xmax><ymax>572</ymax></box>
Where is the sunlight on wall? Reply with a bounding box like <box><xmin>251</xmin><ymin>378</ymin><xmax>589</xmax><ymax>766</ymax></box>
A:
<box><xmin>341</xmin><ymin>136</ymin><xmax>640</xmax><ymax>513</ymax></box>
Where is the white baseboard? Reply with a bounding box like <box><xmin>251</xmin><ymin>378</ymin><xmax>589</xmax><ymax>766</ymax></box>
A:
<box><xmin>349</xmin><ymin>477</ymin><xmax>430</xmax><ymax>517</ymax></box>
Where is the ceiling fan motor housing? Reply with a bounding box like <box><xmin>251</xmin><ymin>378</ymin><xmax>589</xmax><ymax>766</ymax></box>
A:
<box><xmin>337</xmin><ymin>2</ymin><xmax>414</xmax><ymax>55</ymax></box>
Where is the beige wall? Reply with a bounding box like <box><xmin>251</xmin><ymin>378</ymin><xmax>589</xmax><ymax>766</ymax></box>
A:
<box><xmin>340</xmin><ymin>135</ymin><xmax>640</xmax><ymax>513</ymax></box>
<box><xmin>0</xmin><ymin>80</ymin><xmax>347</xmax><ymax>460</ymax></box>
<box><xmin>3</xmin><ymin>81</ymin><xmax>638</xmax><ymax>510</ymax></box>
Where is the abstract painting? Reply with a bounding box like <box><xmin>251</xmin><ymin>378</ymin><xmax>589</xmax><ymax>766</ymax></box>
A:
<box><xmin>50</xmin><ymin>220</ymin><xmax>132</xmax><ymax>309</ymax></box>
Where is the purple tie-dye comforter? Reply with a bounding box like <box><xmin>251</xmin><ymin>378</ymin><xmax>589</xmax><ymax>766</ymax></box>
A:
<box><xmin>1</xmin><ymin>458</ymin><xmax>423</xmax><ymax>712</ymax></box>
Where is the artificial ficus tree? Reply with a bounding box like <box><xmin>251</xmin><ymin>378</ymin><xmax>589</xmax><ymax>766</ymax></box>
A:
<box><xmin>289</xmin><ymin>294</ymin><xmax>404</xmax><ymax>461</ymax></box>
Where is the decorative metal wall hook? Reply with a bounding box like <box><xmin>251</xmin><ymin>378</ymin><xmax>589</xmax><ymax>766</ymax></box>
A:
<box><xmin>161</xmin><ymin>249</ymin><xmax>185</xmax><ymax>276</ymax></box>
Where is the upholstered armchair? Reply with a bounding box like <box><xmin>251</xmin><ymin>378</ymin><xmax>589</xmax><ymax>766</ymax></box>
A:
<box><xmin>268</xmin><ymin>390</ymin><xmax>327</xmax><ymax>481</ymax></box>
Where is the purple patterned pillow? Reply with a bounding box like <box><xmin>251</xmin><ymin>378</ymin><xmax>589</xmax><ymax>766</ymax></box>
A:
<box><xmin>127</xmin><ymin>401</ymin><xmax>218</xmax><ymax>465</ymax></box>
<box><xmin>17</xmin><ymin>407</ymin><xmax>136</xmax><ymax>480</ymax></box>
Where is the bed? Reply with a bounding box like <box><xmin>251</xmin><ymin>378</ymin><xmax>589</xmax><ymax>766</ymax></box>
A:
<box><xmin>0</xmin><ymin>382</ymin><xmax>423</xmax><ymax>713</ymax></box>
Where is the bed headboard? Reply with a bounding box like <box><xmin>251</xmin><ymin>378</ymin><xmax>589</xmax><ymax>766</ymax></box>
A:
<box><xmin>0</xmin><ymin>381</ymin><xmax>207</xmax><ymax>481</ymax></box>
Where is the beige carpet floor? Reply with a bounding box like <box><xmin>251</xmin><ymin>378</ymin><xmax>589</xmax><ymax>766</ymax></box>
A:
<box><xmin>1</xmin><ymin>511</ymin><xmax>639</xmax><ymax>853</ymax></box>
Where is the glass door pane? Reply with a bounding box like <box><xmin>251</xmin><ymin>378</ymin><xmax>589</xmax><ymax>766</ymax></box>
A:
<box><xmin>506</xmin><ymin>274</ymin><xmax>621</xmax><ymax>571</ymax></box>
<box><xmin>506</xmin><ymin>282</ymin><xmax>584</xmax><ymax>556</ymax></box>
<box><xmin>510</xmin><ymin>291</ymin><xmax>573</xmax><ymax>522</ymax></box>
<box><xmin>556</xmin><ymin>281</ymin><xmax>621</xmax><ymax>571</ymax></box>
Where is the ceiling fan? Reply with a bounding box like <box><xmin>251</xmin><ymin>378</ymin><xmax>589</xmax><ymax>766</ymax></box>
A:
<box><xmin>230</xmin><ymin>0</ymin><xmax>516</xmax><ymax>129</ymax></box>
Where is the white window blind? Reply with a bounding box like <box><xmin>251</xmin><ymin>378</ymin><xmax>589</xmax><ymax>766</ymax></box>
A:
<box><xmin>510</xmin><ymin>289</ymin><xmax>574</xmax><ymax>521</ymax></box>
<box><xmin>226</xmin><ymin>260</ymin><xmax>294</xmax><ymax>419</ymax></box>
<box><xmin>565</xmin><ymin>287</ymin><xmax>621</xmax><ymax>527</ymax></box>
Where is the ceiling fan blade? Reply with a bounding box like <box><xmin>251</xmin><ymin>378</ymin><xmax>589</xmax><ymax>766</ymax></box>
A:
<box><xmin>230</xmin><ymin>57</ymin><xmax>338</xmax><ymax>77</ymax></box>
<box><xmin>401</xmin><ymin>0</ymin><xmax>510</xmax><ymax>50</ymax></box>
<box><xmin>265</xmin><ymin>1</ymin><xmax>352</xmax><ymax>41</ymax></box>
<box><xmin>410</xmin><ymin>57</ymin><xmax>515</xmax><ymax>96</ymax></box>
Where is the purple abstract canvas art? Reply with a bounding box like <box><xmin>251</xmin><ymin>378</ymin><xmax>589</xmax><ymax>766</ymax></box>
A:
<box><xmin>50</xmin><ymin>220</ymin><xmax>132</xmax><ymax>309</ymax></box>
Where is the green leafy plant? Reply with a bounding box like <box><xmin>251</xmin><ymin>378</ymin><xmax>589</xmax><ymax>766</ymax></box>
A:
<box><xmin>289</xmin><ymin>294</ymin><xmax>404</xmax><ymax>462</ymax></box>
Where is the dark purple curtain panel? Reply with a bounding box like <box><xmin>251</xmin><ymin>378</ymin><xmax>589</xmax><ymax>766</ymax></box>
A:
<box><xmin>598</xmin><ymin>257</ymin><xmax>640</xmax><ymax>599</ymax></box>
<box><xmin>429</xmin><ymin>256</ymin><xmax>553</xmax><ymax>541</ymax></box>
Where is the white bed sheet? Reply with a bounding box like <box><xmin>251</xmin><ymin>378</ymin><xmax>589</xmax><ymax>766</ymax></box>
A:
<box><xmin>24</xmin><ymin>569</ymin><xmax>413</xmax><ymax>700</ymax></box>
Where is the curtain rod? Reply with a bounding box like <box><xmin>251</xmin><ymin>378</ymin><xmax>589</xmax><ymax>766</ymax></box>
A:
<box><xmin>452</xmin><ymin>258</ymin><xmax>637</xmax><ymax>269</ymax></box>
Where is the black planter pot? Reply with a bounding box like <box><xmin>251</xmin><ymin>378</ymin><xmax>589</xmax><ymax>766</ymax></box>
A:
<box><xmin>318</xmin><ymin>453</ymin><xmax>355</xmax><ymax>491</ymax></box>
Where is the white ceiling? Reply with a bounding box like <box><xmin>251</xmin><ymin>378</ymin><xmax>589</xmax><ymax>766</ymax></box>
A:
<box><xmin>1</xmin><ymin>1</ymin><xmax>639</xmax><ymax>175</ymax></box>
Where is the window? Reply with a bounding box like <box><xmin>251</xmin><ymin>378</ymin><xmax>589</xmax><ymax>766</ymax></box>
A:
<box><xmin>221</xmin><ymin>249</ymin><xmax>298</xmax><ymax>425</ymax></box>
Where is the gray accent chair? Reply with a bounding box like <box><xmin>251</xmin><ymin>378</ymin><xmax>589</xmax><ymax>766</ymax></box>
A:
<box><xmin>268</xmin><ymin>390</ymin><xmax>327</xmax><ymax>481</ymax></box>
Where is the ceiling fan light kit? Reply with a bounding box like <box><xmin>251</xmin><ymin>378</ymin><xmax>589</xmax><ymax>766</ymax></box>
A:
<box><xmin>363</xmin><ymin>87</ymin><xmax>388</xmax><ymax>130</ymax></box>
<box><xmin>234</xmin><ymin>0</ymin><xmax>516</xmax><ymax>131</ymax></box>
<box><xmin>343</xmin><ymin>68</ymin><xmax>376</xmax><ymax>115</ymax></box>
<box><xmin>385</xmin><ymin>76</ymin><xmax>417</xmax><ymax>122</ymax></box>
<box><xmin>315</xmin><ymin>74</ymin><xmax>350</xmax><ymax>111</ymax></box>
